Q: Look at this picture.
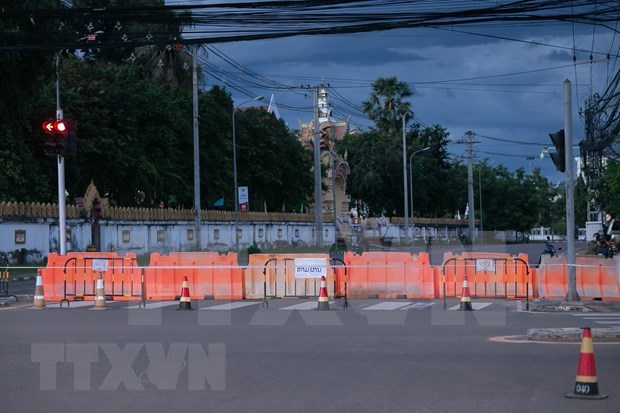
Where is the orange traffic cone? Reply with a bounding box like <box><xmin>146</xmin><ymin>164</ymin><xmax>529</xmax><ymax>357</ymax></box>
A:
<box><xmin>317</xmin><ymin>275</ymin><xmax>330</xmax><ymax>311</ymax></box>
<box><xmin>458</xmin><ymin>274</ymin><xmax>473</xmax><ymax>311</ymax></box>
<box><xmin>32</xmin><ymin>273</ymin><xmax>46</xmax><ymax>309</ymax></box>
<box><xmin>565</xmin><ymin>327</ymin><xmax>608</xmax><ymax>399</ymax></box>
<box><xmin>90</xmin><ymin>272</ymin><xmax>107</xmax><ymax>310</ymax></box>
<box><xmin>177</xmin><ymin>276</ymin><xmax>193</xmax><ymax>310</ymax></box>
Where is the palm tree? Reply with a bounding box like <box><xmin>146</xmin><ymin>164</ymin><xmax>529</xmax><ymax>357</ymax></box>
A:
<box><xmin>362</xmin><ymin>77</ymin><xmax>413</xmax><ymax>133</ymax></box>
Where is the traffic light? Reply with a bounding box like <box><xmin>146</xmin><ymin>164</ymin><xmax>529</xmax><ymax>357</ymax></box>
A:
<box><xmin>548</xmin><ymin>129</ymin><xmax>565</xmax><ymax>173</ymax></box>
<box><xmin>41</xmin><ymin>119</ymin><xmax>68</xmax><ymax>157</ymax></box>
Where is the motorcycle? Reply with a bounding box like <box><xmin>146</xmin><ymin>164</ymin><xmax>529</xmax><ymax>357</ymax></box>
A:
<box><xmin>537</xmin><ymin>236</ymin><xmax>561</xmax><ymax>267</ymax></box>
<box><xmin>595</xmin><ymin>232</ymin><xmax>614</xmax><ymax>259</ymax></box>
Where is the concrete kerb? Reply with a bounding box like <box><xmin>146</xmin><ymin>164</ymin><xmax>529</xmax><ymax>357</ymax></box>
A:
<box><xmin>528</xmin><ymin>298</ymin><xmax>620</xmax><ymax>313</ymax></box>
<box><xmin>497</xmin><ymin>298</ymin><xmax>620</xmax><ymax>344</ymax></box>
<box><xmin>0</xmin><ymin>297</ymin><xmax>17</xmax><ymax>306</ymax></box>
<box><xmin>527</xmin><ymin>327</ymin><xmax>620</xmax><ymax>343</ymax></box>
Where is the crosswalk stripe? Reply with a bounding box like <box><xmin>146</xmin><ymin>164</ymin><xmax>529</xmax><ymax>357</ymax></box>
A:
<box><xmin>576</xmin><ymin>313</ymin><xmax>620</xmax><ymax>317</ymax></box>
<box><xmin>362</xmin><ymin>302</ymin><xmax>412</xmax><ymax>311</ymax></box>
<box><xmin>200</xmin><ymin>302</ymin><xmax>261</xmax><ymax>310</ymax></box>
<box><xmin>47</xmin><ymin>301</ymin><xmax>111</xmax><ymax>308</ymax></box>
<box><xmin>125</xmin><ymin>301</ymin><xmax>178</xmax><ymax>309</ymax></box>
<box><xmin>400</xmin><ymin>302</ymin><xmax>436</xmax><ymax>310</ymax></box>
<box><xmin>571</xmin><ymin>313</ymin><xmax>620</xmax><ymax>325</ymax></box>
<box><xmin>447</xmin><ymin>302</ymin><xmax>493</xmax><ymax>311</ymax></box>
<box><xmin>279</xmin><ymin>302</ymin><xmax>334</xmax><ymax>310</ymax></box>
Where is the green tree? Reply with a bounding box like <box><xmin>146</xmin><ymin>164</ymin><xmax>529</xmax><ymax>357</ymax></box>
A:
<box><xmin>409</xmin><ymin>124</ymin><xmax>459</xmax><ymax>218</ymax></box>
<box><xmin>339</xmin><ymin>129</ymin><xmax>401</xmax><ymax>216</ymax></box>
<box><xmin>482</xmin><ymin>166</ymin><xmax>555</xmax><ymax>233</ymax></box>
<box><xmin>234</xmin><ymin>108</ymin><xmax>314</xmax><ymax>212</ymax></box>
<box><xmin>594</xmin><ymin>159</ymin><xmax>620</xmax><ymax>218</ymax></box>
<box><xmin>0</xmin><ymin>0</ymin><xmax>61</xmax><ymax>201</ymax></box>
<box><xmin>29</xmin><ymin>57</ymin><xmax>190</xmax><ymax>206</ymax></box>
<box><xmin>361</xmin><ymin>77</ymin><xmax>412</xmax><ymax>133</ymax></box>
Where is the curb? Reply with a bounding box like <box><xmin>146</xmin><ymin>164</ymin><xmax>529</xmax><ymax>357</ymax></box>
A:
<box><xmin>11</xmin><ymin>276</ymin><xmax>36</xmax><ymax>281</ymax></box>
<box><xmin>527</xmin><ymin>327</ymin><xmax>620</xmax><ymax>342</ymax></box>
<box><xmin>528</xmin><ymin>299</ymin><xmax>620</xmax><ymax>313</ymax></box>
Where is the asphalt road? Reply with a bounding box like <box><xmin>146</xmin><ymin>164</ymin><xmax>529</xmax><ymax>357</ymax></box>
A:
<box><xmin>1</xmin><ymin>298</ymin><xmax>618</xmax><ymax>413</ymax></box>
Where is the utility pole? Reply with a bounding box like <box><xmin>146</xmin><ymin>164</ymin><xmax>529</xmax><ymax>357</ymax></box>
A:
<box><xmin>312</xmin><ymin>86</ymin><xmax>323</xmax><ymax>247</ymax></box>
<box><xmin>331</xmin><ymin>127</ymin><xmax>338</xmax><ymax>246</ymax></box>
<box><xmin>402</xmin><ymin>112</ymin><xmax>410</xmax><ymax>244</ymax></box>
<box><xmin>192</xmin><ymin>45</ymin><xmax>201</xmax><ymax>251</ymax></box>
<box><xmin>458</xmin><ymin>131</ymin><xmax>479</xmax><ymax>243</ymax></box>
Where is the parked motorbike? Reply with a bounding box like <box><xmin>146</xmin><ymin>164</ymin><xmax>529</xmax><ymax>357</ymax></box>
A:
<box><xmin>595</xmin><ymin>232</ymin><xmax>615</xmax><ymax>259</ymax></box>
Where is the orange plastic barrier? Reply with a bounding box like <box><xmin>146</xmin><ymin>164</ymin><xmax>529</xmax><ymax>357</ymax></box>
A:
<box><xmin>536</xmin><ymin>254</ymin><xmax>620</xmax><ymax>301</ymax></box>
<box><xmin>439</xmin><ymin>252</ymin><xmax>531</xmax><ymax>299</ymax></box>
<box><xmin>145</xmin><ymin>252</ymin><xmax>242</xmax><ymax>300</ymax></box>
<box><xmin>40</xmin><ymin>252</ymin><xmax>140</xmax><ymax>302</ymax></box>
<box><xmin>343</xmin><ymin>251</ymin><xmax>434</xmax><ymax>299</ymax></box>
<box><xmin>244</xmin><ymin>253</ymin><xmax>336</xmax><ymax>299</ymax></box>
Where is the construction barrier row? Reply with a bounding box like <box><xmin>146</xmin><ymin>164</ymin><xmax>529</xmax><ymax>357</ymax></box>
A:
<box><xmin>536</xmin><ymin>254</ymin><xmax>620</xmax><ymax>300</ymax></box>
<box><xmin>37</xmin><ymin>250</ymin><xmax>620</xmax><ymax>302</ymax></box>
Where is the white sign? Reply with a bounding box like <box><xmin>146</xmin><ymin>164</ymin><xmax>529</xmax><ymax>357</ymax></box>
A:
<box><xmin>92</xmin><ymin>259</ymin><xmax>109</xmax><ymax>271</ymax></box>
<box><xmin>294</xmin><ymin>258</ymin><xmax>327</xmax><ymax>279</ymax></box>
<box><xmin>476</xmin><ymin>259</ymin><xmax>495</xmax><ymax>272</ymax></box>
<box><xmin>238</xmin><ymin>186</ymin><xmax>249</xmax><ymax>212</ymax></box>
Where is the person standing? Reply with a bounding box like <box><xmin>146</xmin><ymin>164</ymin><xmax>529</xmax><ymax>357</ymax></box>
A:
<box><xmin>603</xmin><ymin>213</ymin><xmax>615</xmax><ymax>237</ymax></box>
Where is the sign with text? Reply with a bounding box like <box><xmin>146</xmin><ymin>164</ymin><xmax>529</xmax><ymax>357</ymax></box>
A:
<box><xmin>294</xmin><ymin>258</ymin><xmax>327</xmax><ymax>279</ymax></box>
<box><xmin>238</xmin><ymin>186</ymin><xmax>249</xmax><ymax>212</ymax></box>
<box><xmin>475</xmin><ymin>259</ymin><xmax>495</xmax><ymax>272</ymax></box>
<box><xmin>92</xmin><ymin>259</ymin><xmax>109</xmax><ymax>271</ymax></box>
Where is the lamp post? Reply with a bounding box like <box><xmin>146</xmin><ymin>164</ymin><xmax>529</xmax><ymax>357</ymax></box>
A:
<box><xmin>233</xmin><ymin>96</ymin><xmax>264</xmax><ymax>254</ymax></box>
<box><xmin>409</xmin><ymin>147</ymin><xmax>430</xmax><ymax>241</ymax></box>
<box><xmin>402</xmin><ymin>112</ymin><xmax>410</xmax><ymax>244</ymax></box>
<box><xmin>478</xmin><ymin>160</ymin><xmax>495</xmax><ymax>241</ymax></box>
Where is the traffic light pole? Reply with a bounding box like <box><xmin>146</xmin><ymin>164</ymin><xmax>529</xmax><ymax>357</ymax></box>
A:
<box><xmin>56</xmin><ymin>53</ymin><xmax>67</xmax><ymax>255</ymax></box>
<box><xmin>57</xmin><ymin>155</ymin><xmax>67</xmax><ymax>255</ymax></box>
<box><xmin>564</xmin><ymin>79</ymin><xmax>578</xmax><ymax>302</ymax></box>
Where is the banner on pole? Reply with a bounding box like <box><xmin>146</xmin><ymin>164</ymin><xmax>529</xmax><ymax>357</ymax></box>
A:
<box><xmin>294</xmin><ymin>258</ymin><xmax>327</xmax><ymax>278</ymax></box>
<box><xmin>238</xmin><ymin>186</ymin><xmax>249</xmax><ymax>212</ymax></box>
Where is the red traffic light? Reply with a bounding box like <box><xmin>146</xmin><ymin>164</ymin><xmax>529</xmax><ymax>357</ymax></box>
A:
<box><xmin>42</xmin><ymin>120</ymin><xmax>54</xmax><ymax>132</ymax></box>
<box><xmin>42</xmin><ymin>120</ymin><xmax>67</xmax><ymax>133</ymax></box>
<box><xmin>42</xmin><ymin>119</ymin><xmax>69</xmax><ymax>157</ymax></box>
<box><xmin>54</xmin><ymin>120</ymin><xmax>66</xmax><ymax>132</ymax></box>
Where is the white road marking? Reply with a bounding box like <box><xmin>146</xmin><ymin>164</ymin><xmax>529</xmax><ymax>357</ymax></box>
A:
<box><xmin>578</xmin><ymin>313</ymin><xmax>620</xmax><ymax>317</ymax></box>
<box><xmin>362</xmin><ymin>302</ymin><xmax>412</xmax><ymax>311</ymax></box>
<box><xmin>400</xmin><ymin>302</ymin><xmax>436</xmax><ymax>310</ymax></box>
<box><xmin>571</xmin><ymin>313</ymin><xmax>620</xmax><ymax>325</ymax></box>
<box><xmin>125</xmin><ymin>301</ymin><xmax>178</xmax><ymax>309</ymax></box>
<box><xmin>200</xmin><ymin>302</ymin><xmax>261</xmax><ymax>310</ymax></box>
<box><xmin>279</xmin><ymin>301</ymin><xmax>334</xmax><ymax>310</ymax></box>
<box><xmin>47</xmin><ymin>301</ymin><xmax>111</xmax><ymax>308</ymax></box>
<box><xmin>447</xmin><ymin>302</ymin><xmax>493</xmax><ymax>311</ymax></box>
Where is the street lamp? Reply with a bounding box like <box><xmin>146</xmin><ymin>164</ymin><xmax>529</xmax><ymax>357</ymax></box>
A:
<box><xmin>409</xmin><ymin>147</ymin><xmax>430</xmax><ymax>241</ymax></box>
<box><xmin>233</xmin><ymin>96</ymin><xmax>264</xmax><ymax>254</ymax></box>
<box><xmin>478</xmin><ymin>160</ymin><xmax>496</xmax><ymax>241</ymax></box>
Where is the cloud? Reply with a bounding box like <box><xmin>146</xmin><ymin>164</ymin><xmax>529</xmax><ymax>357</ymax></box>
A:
<box><xmin>210</xmin><ymin>26</ymin><xmax>617</xmax><ymax>177</ymax></box>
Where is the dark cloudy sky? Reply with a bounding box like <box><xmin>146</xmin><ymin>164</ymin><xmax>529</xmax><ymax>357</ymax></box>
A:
<box><xmin>179</xmin><ymin>2</ymin><xmax>619</xmax><ymax>182</ymax></box>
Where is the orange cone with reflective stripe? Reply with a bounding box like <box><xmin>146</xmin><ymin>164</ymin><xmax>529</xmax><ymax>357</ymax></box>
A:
<box><xmin>458</xmin><ymin>274</ymin><xmax>473</xmax><ymax>311</ymax></box>
<box><xmin>317</xmin><ymin>275</ymin><xmax>330</xmax><ymax>311</ymax></box>
<box><xmin>566</xmin><ymin>327</ymin><xmax>608</xmax><ymax>399</ymax></box>
<box><xmin>177</xmin><ymin>276</ymin><xmax>192</xmax><ymax>311</ymax></box>
<box><xmin>32</xmin><ymin>273</ymin><xmax>46</xmax><ymax>309</ymax></box>
<box><xmin>90</xmin><ymin>272</ymin><xmax>107</xmax><ymax>310</ymax></box>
